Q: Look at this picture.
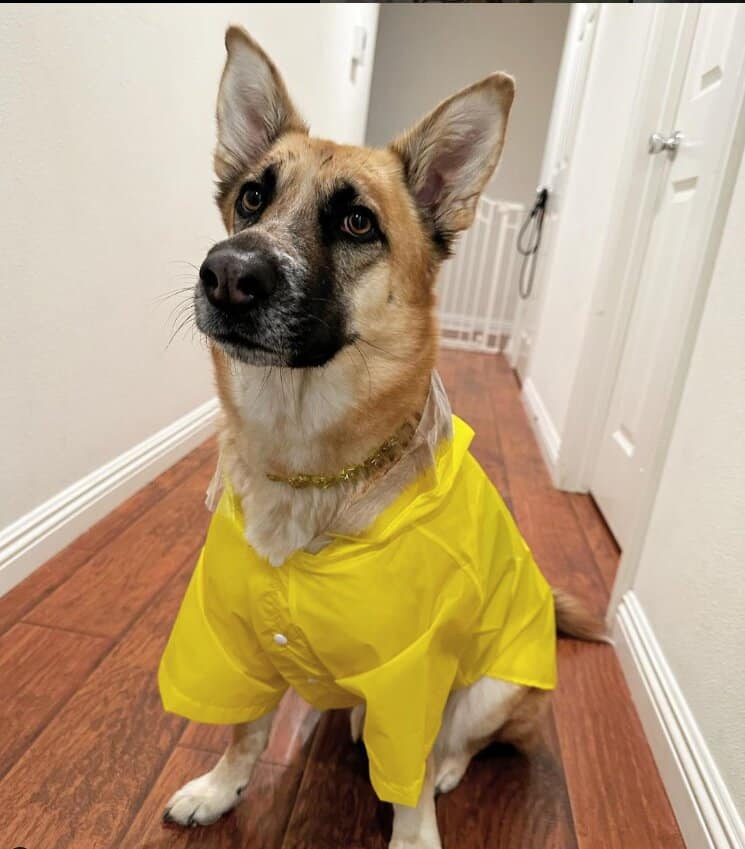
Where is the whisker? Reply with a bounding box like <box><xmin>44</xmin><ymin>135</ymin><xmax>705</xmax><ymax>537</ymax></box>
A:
<box><xmin>307</xmin><ymin>313</ymin><xmax>336</xmax><ymax>334</ymax></box>
<box><xmin>167</xmin><ymin>309</ymin><xmax>193</xmax><ymax>332</ymax></box>
<box><xmin>356</xmin><ymin>336</ymin><xmax>408</xmax><ymax>362</ymax></box>
<box><xmin>279</xmin><ymin>366</ymin><xmax>289</xmax><ymax>409</ymax></box>
<box><xmin>288</xmin><ymin>367</ymin><xmax>301</xmax><ymax>425</ymax></box>
<box><xmin>352</xmin><ymin>341</ymin><xmax>373</xmax><ymax>402</ymax></box>
<box><xmin>152</xmin><ymin>285</ymin><xmax>195</xmax><ymax>305</ymax></box>
<box><xmin>165</xmin><ymin>298</ymin><xmax>197</xmax><ymax>329</ymax></box>
<box><xmin>168</xmin><ymin>260</ymin><xmax>202</xmax><ymax>273</ymax></box>
<box><xmin>165</xmin><ymin>314</ymin><xmax>195</xmax><ymax>350</ymax></box>
<box><xmin>254</xmin><ymin>365</ymin><xmax>275</xmax><ymax>406</ymax></box>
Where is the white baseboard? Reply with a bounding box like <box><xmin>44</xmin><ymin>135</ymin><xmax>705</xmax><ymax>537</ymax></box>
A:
<box><xmin>0</xmin><ymin>398</ymin><xmax>219</xmax><ymax>597</ymax></box>
<box><xmin>521</xmin><ymin>377</ymin><xmax>561</xmax><ymax>484</ymax></box>
<box><xmin>615</xmin><ymin>591</ymin><xmax>745</xmax><ymax>849</ymax></box>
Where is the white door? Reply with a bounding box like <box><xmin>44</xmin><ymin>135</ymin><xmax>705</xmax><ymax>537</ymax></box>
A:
<box><xmin>507</xmin><ymin>3</ymin><xmax>599</xmax><ymax>380</ymax></box>
<box><xmin>590</xmin><ymin>5</ymin><xmax>745</xmax><ymax>547</ymax></box>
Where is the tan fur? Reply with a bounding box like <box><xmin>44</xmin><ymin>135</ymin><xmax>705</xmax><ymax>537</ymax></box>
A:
<box><xmin>496</xmin><ymin>687</ymin><xmax>552</xmax><ymax>752</ymax></box>
<box><xmin>553</xmin><ymin>588</ymin><xmax>610</xmax><ymax>643</ymax></box>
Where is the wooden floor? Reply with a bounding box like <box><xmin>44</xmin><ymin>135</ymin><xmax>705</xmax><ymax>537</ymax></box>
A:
<box><xmin>0</xmin><ymin>351</ymin><xmax>685</xmax><ymax>849</ymax></box>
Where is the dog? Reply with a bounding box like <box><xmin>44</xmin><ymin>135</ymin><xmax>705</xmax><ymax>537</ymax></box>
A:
<box><xmin>158</xmin><ymin>27</ymin><xmax>604</xmax><ymax>849</ymax></box>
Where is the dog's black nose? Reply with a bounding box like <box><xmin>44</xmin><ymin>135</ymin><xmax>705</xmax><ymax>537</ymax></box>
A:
<box><xmin>199</xmin><ymin>250</ymin><xmax>278</xmax><ymax>310</ymax></box>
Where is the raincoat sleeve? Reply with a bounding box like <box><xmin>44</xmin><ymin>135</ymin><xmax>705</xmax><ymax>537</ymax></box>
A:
<box><xmin>159</xmin><ymin>490</ymin><xmax>288</xmax><ymax>725</ymax></box>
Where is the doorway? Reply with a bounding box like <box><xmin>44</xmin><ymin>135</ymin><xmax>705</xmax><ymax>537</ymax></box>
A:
<box><xmin>588</xmin><ymin>6</ymin><xmax>744</xmax><ymax>549</ymax></box>
<box><xmin>552</xmin><ymin>4</ymin><xmax>745</xmax><ymax>560</ymax></box>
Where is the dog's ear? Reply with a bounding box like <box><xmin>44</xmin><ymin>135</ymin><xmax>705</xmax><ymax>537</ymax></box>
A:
<box><xmin>390</xmin><ymin>74</ymin><xmax>514</xmax><ymax>249</ymax></box>
<box><xmin>215</xmin><ymin>26</ymin><xmax>307</xmax><ymax>179</ymax></box>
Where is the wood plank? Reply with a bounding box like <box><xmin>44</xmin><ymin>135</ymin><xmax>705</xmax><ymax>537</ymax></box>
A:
<box><xmin>24</xmin><ymin>457</ymin><xmax>214</xmax><ymax>638</ymax></box>
<box><xmin>0</xmin><ymin>562</ymin><xmax>195</xmax><ymax>849</ymax></box>
<box><xmin>436</xmin><ymin>353</ymin><xmax>460</xmax><ymax>411</ymax></box>
<box><xmin>438</xmin><ymin>709</ymin><xmax>578</xmax><ymax>849</ymax></box>
<box><xmin>73</xmin><ymin>439</ymin><xmax>217</xmax><ymax>558</ymax></box>
<box><xmin>483</xmin><ymin>353</ymin><xmax>558</xmax><ymax>493</ymax></box>
<box><xmin>178</xmin><ymin>721</ymin><xmax>231</xmax><ymax>757</ymax></box>
<box><xmin>0</xmin><ymin>438</ymin><xmax>216</xmax><ymax>635</ymax></box>
<box><xmin>483</xmin><ymin>354</ymin><xmax>609</xmax><ymax>616</ymax></box>
<box><xmin>553</xmin><ymin>641</ymin><xmax>685</xmax><ymax>849</ymax></box>
<box><xmin>439</xmin><ymin>351</ymin><xmax>514</xmax><ymax>510</ymax></box>
<box><xmin>569</xmin><ymin>494</ymin><xmax>620</xmax><ymax>594</ymax></box>
<box><xmin>282</xmin><ymin>709</ymin><xmax>391</xmax><ymax>849</ymax></box>
<box><xmin>120</xmin><ymin>746</ymin><xmax>216</xmax><ymax>849</ymax></box>
<box><xmin>452</xmin><ymin>354</ymin><xmax>513</xmax><ymax>505</ymax></box>
<box><xmin>283</xmin><ymin>704</ymin><xmax>577</xmax><ymax>849</ymax></box>
<box><xmin>481</xmin><ymin>462</ymin><xmax>515</xmax><ymax>514</ymax></box>
<box><xmin>180</xmin><ymin>689</ymin><xmax>320</xmax><ymax>767</ymax></box>
<box><xmin>119</xmin><ymin>746</ymin><xmax>303</xmax><ymax>849</ymax></box>
<box><xmin>0</xmin><ymin>622</ymin><xmax>110</xmax><ymax>777</ymax></box>
<box><xmin>0</xmin><ymin>546</ymin><xmax>91</xmax><ymax>636</ymax></box>
<box><xmin>263</xmin><ymin>691</ymin><xmax>320</xmax><ymax>767</ymax></box>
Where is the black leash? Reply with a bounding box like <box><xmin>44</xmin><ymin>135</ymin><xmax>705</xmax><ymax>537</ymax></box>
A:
<box><xmin>517</xmin><ymin>187</ymin><xmax>549</xmax><ymax>299</ymax></box>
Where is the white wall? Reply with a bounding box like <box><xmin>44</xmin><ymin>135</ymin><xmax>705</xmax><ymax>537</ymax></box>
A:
<box><xmin>365</xmin><ymin>4</ymin><xmax>569</xmax><ymax>206</ymax></box>
<box><xmin>523</xmin><ymin>5</ymin><xmax>655</xmax><ymax>449</ymax></box>
<box><xmin>630</xmin><ymin>142</ymin><xmax>745</xmax><ymax>818</ymax></box>
<box><xmin>0</xmin><ymin>5</ymin><xmax>377</xmax><ymax>543</ymax></box>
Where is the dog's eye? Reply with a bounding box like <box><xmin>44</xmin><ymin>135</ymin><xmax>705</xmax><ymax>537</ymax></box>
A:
<box><xmin>342</xmin><ymin>209</ymin><xmax>374</xmax><ymax>238</ymax></box>
<box><xmin>238</xmin><ymin>182</ymin><xmax>265</xmax><ymax>216</ymax></box>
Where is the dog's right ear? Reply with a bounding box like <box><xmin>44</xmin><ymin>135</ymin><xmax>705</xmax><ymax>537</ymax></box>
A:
<box><xmin>390</xmin><ymin>74</ymin><xmax>514</xmax><ymax>251</ymax></box>
<box><xmin>215</xmin><ymin>26</ymin><xmax>307</xmax><ymax>179</ymax></box>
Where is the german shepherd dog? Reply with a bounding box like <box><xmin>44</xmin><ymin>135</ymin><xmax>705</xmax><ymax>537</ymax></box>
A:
<box><xmin>162</xmin><ymin>27</ymin><xmax>603</xmax><ymax>849</ymax></box>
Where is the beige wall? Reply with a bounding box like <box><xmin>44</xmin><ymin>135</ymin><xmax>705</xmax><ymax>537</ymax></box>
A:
<box><xmin>631</xmin><ymin>143</ymin><xmax>745</xmax><ymax>815</ymax></box>
<box><xmin>365</xmin><ymin>3</ymin><xmax>569</xmax><ymax>205</ymax></box>
<box><xmin>0</xmin><ymin>4</ymin><xmax>378</xmax><ymax>531</ymax></box>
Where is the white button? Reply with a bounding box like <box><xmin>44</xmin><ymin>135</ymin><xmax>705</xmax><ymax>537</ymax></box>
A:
<box><xmin>273</xmin><ymin>633</ymin><xmax>288</xmax><ymax>647</ymax></box>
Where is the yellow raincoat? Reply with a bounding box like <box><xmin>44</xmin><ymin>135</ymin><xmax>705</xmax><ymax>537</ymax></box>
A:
<box><xmin>159</xmin><ymin>415</ymin><xmax>556</xmax><ymax>807</ymax></box>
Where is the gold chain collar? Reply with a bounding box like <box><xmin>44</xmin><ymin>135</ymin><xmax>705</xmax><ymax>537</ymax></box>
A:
<box><xmin>266</xmin><ymin>420</ymin><xmax>417</xmax><ymax>490</ymax></box>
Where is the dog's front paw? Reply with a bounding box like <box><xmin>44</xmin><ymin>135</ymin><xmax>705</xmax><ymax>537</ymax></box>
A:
<box><xmin>163</xmin><ymin>771</ymin><xmax>245</xmax><ymax>827</ymax></box>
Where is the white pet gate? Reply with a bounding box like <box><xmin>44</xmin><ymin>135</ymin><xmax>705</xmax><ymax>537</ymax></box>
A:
<box><xmin>436</xmin><ymin>196</ymin><xmax>525</xmax><ymax>353</ymax></box>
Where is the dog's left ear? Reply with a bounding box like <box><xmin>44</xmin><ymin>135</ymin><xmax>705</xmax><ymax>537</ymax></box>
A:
<box><xmin>390</xmin><ymin>74</ymin><xmax>514</xmax><ymax>248</ymax></box>
<box><xmin>215</xmin><ymin>26</ymin><xmax>307</xmax><ymax>179</ymax></box>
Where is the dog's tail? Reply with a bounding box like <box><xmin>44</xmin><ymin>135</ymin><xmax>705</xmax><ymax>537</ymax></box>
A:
<box><xmin>553</xmin><ymin>588</ymin><xmax>611</xmax><ymax>644</ymax></box>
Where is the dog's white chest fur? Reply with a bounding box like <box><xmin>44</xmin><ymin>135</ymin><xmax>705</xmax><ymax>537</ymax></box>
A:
<box><xmin>220</xmin><ymin>365</ymin><xmax>363</xmax><ymax>566</ymax></box>
<box><xmin>216</xmin><ymin>365</ymin><xmax>448</xmax><ymax>568</ymax></box>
